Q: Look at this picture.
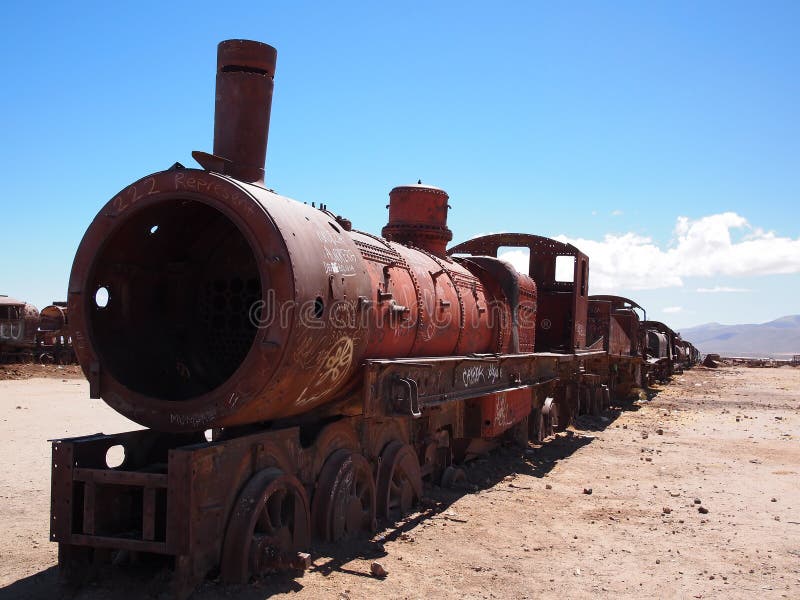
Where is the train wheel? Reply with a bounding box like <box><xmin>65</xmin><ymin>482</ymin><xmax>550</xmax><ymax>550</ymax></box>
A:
<box><xmin>312</xmin><ymin>449</ymin><xmax>376</xmax><ymax>542</ymax></box>
<box><xmin>376</xmin><ymin>441</ymin><xmax>422</xmax><ymax>522</ymax></box>
<box><xmin>441</xmin><ymin>465</ymin><xmax>468</xmax><ymax>489</ymax></box>
<box><xmin>542</xmin><ymin>398</ymin><xmax>559</xmax><ymax>436</ymax></box>
<box><xmin>589</xmin><ymin>386</ymin><xmax>601</xmax><ymax>417</ymax></box>
<box><xmin>580</xmin><ymin>387</ymin><xmax>591</xmax><ymax>415</ymax></box>
<box><xmin>221</xmin><ymin>468</ymin><xmax>311</xmax><ymax>583</ymax></box>
<box><xmin>529</xmin><ymin>406</ymin><xmax>545</xmax><ymax>443</ymax></box>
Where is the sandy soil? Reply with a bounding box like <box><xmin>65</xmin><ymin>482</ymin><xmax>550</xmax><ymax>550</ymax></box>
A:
<box><xmin>0</xmin><ymin>363</ymin><xmax>83</xmax><ymax>381</ymax></box>
<box><xmin>1</xmin><ymin>366</ymin><xmax>798</xmax><ymax>599</ymax></box>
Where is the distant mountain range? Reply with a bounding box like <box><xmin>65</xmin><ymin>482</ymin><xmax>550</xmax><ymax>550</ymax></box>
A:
<box><xmin>678</xmin><ymin>315</ymin><xmax>800</xmax><ymax>359</ymax></box>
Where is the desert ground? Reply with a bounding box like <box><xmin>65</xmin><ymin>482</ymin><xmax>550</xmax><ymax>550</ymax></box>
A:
<box><xmin>1</xmin><ymin>364</ymin><xmax>798</xmax><ymax>599</ymax></box>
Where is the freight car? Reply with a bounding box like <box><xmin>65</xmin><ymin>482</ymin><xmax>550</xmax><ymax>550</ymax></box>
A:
<box><xmin>0</xmin><ymin>295</ymin><xmax>39</xmax><ymax>362</ymax></box>
<box><xmin>49</xmin><ymin>40</ymin><xmax>692</xmax><ymax>597</ymax></box>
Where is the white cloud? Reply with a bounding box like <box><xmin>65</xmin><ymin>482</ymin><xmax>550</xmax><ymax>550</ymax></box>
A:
<box><xmin>498</xmin><ymin>249</ymin><xmax>530</xmax><ymax>273</ymax></box>
<box><xmin>611</xmin><ymin>209</ymin><xmax>623</xmax><ymax>216</ymax></box>
<box><xmin>662</xmin><ymin>306</ymin><xmax>683</xmax><ymax>314</ymax></box>
<box><xmin>696</xmin><ymin>286</ymin><xmax>751</xmax><ymax>293</ymax></box>
<box><xmin>552</xmin><ymin>212</ymin><xmax>800</xmax><ymax>292</ymax></box>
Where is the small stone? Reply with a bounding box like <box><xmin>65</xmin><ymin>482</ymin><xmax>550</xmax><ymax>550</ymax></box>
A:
<box><xmin>656</xmin><ymin>429</ymin><xmax>664</xmax><ymax>435</ymax></box>
<box><xmin>698</xmin><ymin>506</ymin><xmax>709</xmax><ymax>514</ymax></box>
<box><xmin>662</xmin><ymin>507</ymin><xmax>672</xmax><ymax>514</ymax></box>
<box><xmin>294</xmin><ymin>552</ymin><xmax>312</xmax><ymax>569</ymax></box>
<box><xmin>623</xmin><ymin>424</ymin><xmax>628</xmax><ymax>429</ymax></box>
<box><xmin>694</xmin><ymin>498</ymin><xmax>702</xmax><ymax>504</ymax></box>
<box><xmin>583</xmin><ymin>488</ymin><xmax>593</xmax><ymax>495</ymax></box>
<box><xmin>641</xmin><ymin>431</ymin><xmax>649</xmax><ymax>439</ymax></box>
<box><xmin>545</xmin><ymin>484</ymin><xmax>552</xmax><ymax>490</ymax></box>
<box><xmin>656</xmin><ymin>559</ymin><xmax>661</xmax><ymax>564</ymax></box>
<box><xmin>370</xmin><ymin>562</ymin><xmax>388</xmax><ymax>578</ymax></box>
<box><xmin>669</xmin><ymin>491</ymin><xmax>680</xmax><ymax>497</ymax></box>
<box><xmin>771</xmin><ymin>497</ymin><xmax>777</xmax><ymax>502</ymax></box>
<box><xmin>574</xmin><ymin>568</ymin><xmax>581</xmax><ymax>576</ymax></box>
<box><xmin>645</xmin><ymin>457</ymin><xmax>652</xmax><ymax>462</ymax></box>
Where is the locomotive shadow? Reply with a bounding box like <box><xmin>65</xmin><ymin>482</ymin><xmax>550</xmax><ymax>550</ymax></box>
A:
<box><xmin>0</xmin><ymin>567</ymin><xmax>60</xmax><ymax>600</ymax></box>
<box><xmin>0</xmin><ymin>393</ymin><xmax>660</xmax><ymax>600</ymax></box>
<box><xmin>303</xmin><ymin>391</ymin><xmax>659</xmax><ymax>583</ymax></box>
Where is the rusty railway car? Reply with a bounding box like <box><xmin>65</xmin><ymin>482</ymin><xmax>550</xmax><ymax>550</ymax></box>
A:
<box><xmin>36</xmin><ymin>302</ymin><xmax>77</xmax><ymax>364</ymax></box>
<box><xmin>586</xmin><ymin>295</ymin><xmax>647</xmax><ymax>397</ymax></box>
<box><xmin>49</xmin><ymin>40</ymin><xmax>693</xmax><ymax>597</ymax></box>
<box><xmin>0</xmin><ymin>295</ymin><xmax>39</xmax><ymax>362</ymax></box>
<box><xmin>642</xmin><ymin>320</ymin><xmax>679</xmax><ymax>383</ymax></box>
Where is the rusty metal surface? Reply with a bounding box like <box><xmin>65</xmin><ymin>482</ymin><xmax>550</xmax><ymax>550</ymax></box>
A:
<box><xmin>470</xmin><ymin>387</ymin><xmax>532</xmax><ymax>438</ymax></box>
<box><xmin>587</xmin><ymin>296</ymin><xmax>642</xmax><ymax>358</ymax></box>
<box><xmin>193</xmin><ymin>40</ymin><xmax>277</xmax><ymax>183</ymax></box>
<box><xmin>449</xmin><ymin>233</ymin><xmax>589</xmax><ymax>352</ymax></box>
<box><xmin>0</xmin><ymin>296</ymin><xmax>39</xmax><ymax>359</ymax></box>
<box><xmin>382</xmin><ymin>184</ymin><xmax>453</xmax><ymax>257</ymax></box>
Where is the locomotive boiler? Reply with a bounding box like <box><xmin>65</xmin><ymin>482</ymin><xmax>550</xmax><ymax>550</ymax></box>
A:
<box><xmin>51</xmin><ymin>39</ymin><xmax>692</xmax><ymax>597</ymax></box>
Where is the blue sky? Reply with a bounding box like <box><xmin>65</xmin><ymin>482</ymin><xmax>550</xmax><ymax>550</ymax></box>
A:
<box><xmin>1</xmin><ymin>1</ymin><xmax>798</xmax><ymax>331</ymax></box>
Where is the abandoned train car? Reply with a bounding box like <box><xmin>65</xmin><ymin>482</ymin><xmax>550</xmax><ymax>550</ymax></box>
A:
<box><xmin>50</xmin><ymin>39</ymin><xmax>695</xmax><ymax>597</ymax></box>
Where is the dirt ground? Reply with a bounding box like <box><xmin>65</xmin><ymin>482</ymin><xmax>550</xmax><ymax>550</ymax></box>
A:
<box><xmin>0</xmin><ymin>363</ymin><xmax>83</xmax><ymax>381</ymax></box>
<box><xmin>1</xmin><ymin>365</ymin><xmax>798</xmax><ymax>599</ymax></box>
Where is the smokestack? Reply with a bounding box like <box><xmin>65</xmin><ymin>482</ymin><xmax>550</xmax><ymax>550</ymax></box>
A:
<box><xmin>193</xmin><ymin>39</ymin><xmax>277</xmax><ymax>183</ymax></box>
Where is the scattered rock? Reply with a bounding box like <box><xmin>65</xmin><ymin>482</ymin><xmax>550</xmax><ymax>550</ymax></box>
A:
<box><xmin>656</xmin><ymin>429</ymin><xmax>664</xmax><ymax>435</ymax></box>
<box><xmin>370</xmin><ymin>562</ymin><xmax>388</xmax><ymax>578</ymax></box>
<box><xmin>662</xmin><ymin>507</ymin><xmax>672</xmax><ymax>514</ymax></box>
<box><xmin>669</xmin><ymin>491</ymin><xmax>680</xmax><ymax>497</ymax></box>
<box><xmin>771</xmin><ymin>497</ymin><xmax>777</xmax><ymax>502</ymax></box>
<box><xmin>545</xmin><ymin>484</ymin><xmax>552</xmax><ymax>490</ymax></box>
<box><xmin>698</xmin><ymin>506</ymin><xmax>709</xmax><ymax>514</ymax></box>
<box><xmin>583</xmin><ymin>488</ymin><xmax>593</xmax><ymax>495</ymax></box>
<box><xmin>694</xmin><ymin>498</ymin><xmax>702</xmax><ymax>504</ymax></box>
<box><xmin>641</xmin><ymin>431</ymin><xmax>649</xmax><ymax>439</ymax></box>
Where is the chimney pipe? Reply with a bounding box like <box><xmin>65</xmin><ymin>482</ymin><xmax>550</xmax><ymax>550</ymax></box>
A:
<box><xmin>193</xmin><ymin>39</ymin><xmax>277</xmax><ymax>183</ymax></box>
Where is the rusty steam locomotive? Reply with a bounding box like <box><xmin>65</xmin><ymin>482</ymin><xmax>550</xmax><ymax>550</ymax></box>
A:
<box><xmin>51</xmin><ymin>40</ymin><xmax>698</xmax><ymax>596</ymax></box>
